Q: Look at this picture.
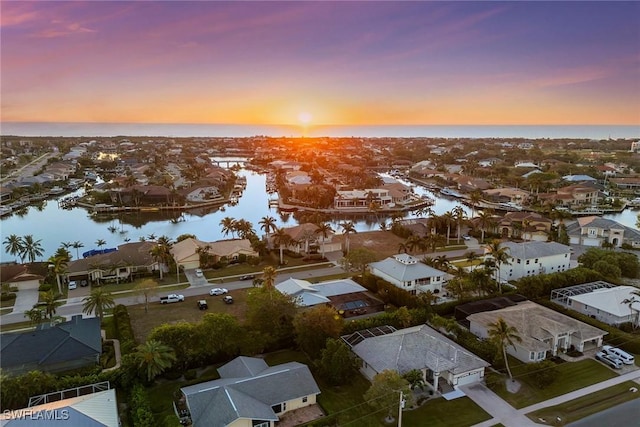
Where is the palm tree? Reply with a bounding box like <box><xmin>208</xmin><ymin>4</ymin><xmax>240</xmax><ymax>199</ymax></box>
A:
<box><xmin>220</xmin><ymin>217</ymin><xmax>236</xmax><ymax>238</ymax></box>
<box><xmin>340</xmin><ymin>221</ymin><xmax>357</xmax><ymax>254</ymax></box>
<box><xmin>316</xmin><ymin>222</ymin><xmax>334</xmax><ymax>258</ymax></box>
<box><xmin>485</xmin><ymin>240</ymin><xmax>511</xmax><ymax>292</ymax></box>
<box><xmin>621</xmin><ymin>289</ymin><xmax>640</xmax><ymax>329</ymax></box>
<box><xmin>21</xmin><ymin>235</ymin><xmax>44</xmax><ymax>263</ymax></box>
<box><xmin>24</xmin><ymin>307</ymin><xmax>46</xmax><ymax>326</ymax></box>
<box><xmin>47</xmin><ymin>254</ymin><xmax>68</xmax><ymax>294</ymax></box>
<box><xmin>136</xmin><ymin>340</ymin><xmax>177</xmax><ymax>381</ymax></box>
<box><xmin>259</xmin><ymin>216</ymin><xmax>278</xmax><ymax>248</ymax></box>
<box><xmin>261</xmin><ymin>266</ymin><xmax>277</xmax><ymax>290</ymax></box>
<box><xmin>469</xmin><ymin>190</ymin><xmax>483</xmax><ymax>218</ymax></box>
<box><xmin>235</xmin><ymin>219</ymin><xmax>255</xmax><ymax>239</ymax></box>
<box><xmin>95</xmin><ymin>239</ymin><xmax>107</xmax><ymax>249</ymax></box>
<box><xmin>3</xmin><ymin>234</ymin><xmax>24</xmax><ymax>262</ymax></box>
<box><xmin>82</xmin><ymin>288</ymin><xmax>116</xmax><ymax>322</ymax></box>
<box><xmin>477</xmin><ymin>210</ymin><xmax>495</xmax><ymax>243</ymax></box>
<box><xmin>442</xmin><ymin>211</ymin><xmax>454</xmax><ymax>245</ymax></box>
<box><xmin>452</xmin><ymin>206</ymin><xmax>467</xmax><ymax>243</ymax></box>
<box><xmin>272</xmin><ymin>227</ymin><xmax>291</xmax><ymax>265</ymax></box>
<box><xmin>487</xmin><ymin>317</ymin><xmax>522</xmax><ymax>381</ymax></box>
<box><xmin>39</xmin><ymin>290</ymin><xmax>64</xmax><ymax>320</ymax></box>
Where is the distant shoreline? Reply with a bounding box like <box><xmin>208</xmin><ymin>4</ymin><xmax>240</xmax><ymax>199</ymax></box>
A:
<box><xmin>1</xmin><ymin>122</ymin><xmax>639</xmax><ymax>139</ymax></box>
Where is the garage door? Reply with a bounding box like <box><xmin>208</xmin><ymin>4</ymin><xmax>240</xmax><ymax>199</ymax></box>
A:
<box><xmin>455</xmin><ymin>371</ymin><xmax>482</xmax><ymax>387</ymax></box>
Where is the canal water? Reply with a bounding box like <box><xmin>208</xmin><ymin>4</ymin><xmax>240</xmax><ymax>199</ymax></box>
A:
<box><xmin>0</xmin><ymin>165</ymin><xmax>637</xmax><ymax>261</ymax></box>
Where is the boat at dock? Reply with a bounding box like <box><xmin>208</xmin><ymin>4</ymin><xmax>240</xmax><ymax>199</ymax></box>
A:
<box><xmin>440</xmin><ymin>188</ymin><xmax>464</xmax><ymax>198</ymax></box>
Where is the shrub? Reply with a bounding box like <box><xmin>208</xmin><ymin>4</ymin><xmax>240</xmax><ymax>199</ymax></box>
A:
<box><xmin>130</xmin><ymin>383</ymin><xmax>155</xmax><ymax>427</ymax></box>
<box><xmin>38</xmin><ymin>283</ymin><xmax>52</xmax><ymax>292</ymax></box>
<box><xmin>113</xmin><ymin>305</ymin><xmax>136</xmax><ymax>353</ymax></box>
<box><xmin>184</xmin><ymin>369</ymin><xmax>198</xmax><ymax>381</ymax></box>
<box><xmin>0</xmin><ymin>293</ymin><xmax>16</xmax><ymax>302</ymax></box>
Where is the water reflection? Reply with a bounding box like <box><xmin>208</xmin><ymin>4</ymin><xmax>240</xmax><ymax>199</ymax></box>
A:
<box><xmin>1</xmin><ymin>167</ymin><xmax>637</xmax><ymax>261</ymax></box>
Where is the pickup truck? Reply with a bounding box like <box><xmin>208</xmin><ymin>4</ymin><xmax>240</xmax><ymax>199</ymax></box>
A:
<box><xmin>160</xmin><ymin>294</ymin><xmax>185</xmax><ymax>304</ymax></box>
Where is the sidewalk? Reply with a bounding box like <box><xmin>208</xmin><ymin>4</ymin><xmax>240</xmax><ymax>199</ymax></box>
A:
<box><xmin>467</xmin><ymin>369</ymin><xmax>640</xmax><ymax>427</ymax></box>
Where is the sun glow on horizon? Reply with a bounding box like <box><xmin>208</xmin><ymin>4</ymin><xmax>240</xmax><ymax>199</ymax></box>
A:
<box><xmin>297</xmin><ymin>112</ymin><xmax>312</xmax><ymax>125</ymax></box>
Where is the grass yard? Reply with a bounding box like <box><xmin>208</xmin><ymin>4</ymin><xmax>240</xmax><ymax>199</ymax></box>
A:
<box><xmin>402</xmin><ymin>397</ymin><xmax>492</xmax><ymax>427</ymax></box>
<box><xmin>487</xmin><ymin>358</ymin><xmax>619</xmax><ymax>409</ymax></box>
<box><xmin>334</xmin><ymin>230</ymin><xmax>406</xmax><ymax>261</ymax></box>
<box><xmin>127</xmin><ymin>289</ymin><xmax>248</xmax><ymax>342</ymax></box>
<box><xmin>525</xmin><ymin>381</ymin><xmax>640</xmax><ymax>425</ymax></box>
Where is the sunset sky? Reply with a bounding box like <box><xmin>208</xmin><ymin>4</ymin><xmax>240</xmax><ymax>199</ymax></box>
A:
<box><xmin>2</xmin><ymin>1</ymin><xmax>639</xmax><ymax>126</ymax></box>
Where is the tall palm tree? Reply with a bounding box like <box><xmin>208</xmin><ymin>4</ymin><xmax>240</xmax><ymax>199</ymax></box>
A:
<box><xmin>22</xmin><ymin>235</ymin><xmax>44</xmax><ymax>263</ymax></box>
<box><xmin>82</xmin><ymin>288</ymin><xmax>116</xmax><ymax>322</ymax></box>
<box><xmin>47</xmin><ymin>254</ymin><xmax>68</xmax><ymax>294</ymax></box>
<box><xmin>95</xmin><ymin>239</ymin><xmax>107</xmax><ymax>249</ymax></box>
<box><xmin>136</xmin><ymin>340</ymin><xmax>177</xmax><ymax>382</ymax></box>
<box><xmin>487</xmin><ymin>317</ymin><xmax>522</xmax><ymax>381</ymax></box>
<box><xmin>272</xmin><ymin>227</ymin><xmax>292</xmax><ymax>265</ymax></box>
<box><xmin>340</xmin><ymin>221</ymin><xmax>357</xmax><ymax>254</ymax></box>
<box><xmin>477</xmin><ymin>210</ymin><xmax>495</xmax><ymax>243</ymax></box>
<box><xmin>235</xmin><ymin>219</ymin><xmax>255</xmax><ymax>239</ymax></box>
<box><xmin>621</xmin><ymin>289</ymin><xmax>640</xmax><ymax>329</ymax></box>
<box><xmin>3</xmin><ymin>234</ymin><xmax>24</xmax><ymax>262</ymax></box>
<box><xmin>441</xmin><ymin>211</ymin><xmax>454</xmax><ymax>245</ymax></box>
<box><xmin>220</xmin><ymin>217</ymin><xmax>236</xmax><ymax>238</ymax></box>
<box><xmin>39</xmin><ymin>290</ymin><xmax>64</xmax><ymax>320</ymax></box>
<box><xmin>316</xmin><ymin>222</ymin><xmax>334</xmax><ymax>258</ymax></box>
<box><xmin>261</xmin><ymin>265</ymin><xmax>277</xmax><ymax>290</ymax></box>
<box><xmin>485</xmin><ymin>240</ymin><xmax>511</xmax><ymax>292</ymax></box>
<box><xmin>259</xmin><ymin>216</ymin><xmax>278</xmax><ymax>248</ymax></box>
<box><xmin>469</xmin><ymin>190</ymin><xmax>483</xmax><ymax>218</ymax></box>
<box><xmin>452</xmin><ymin>206</ymin><xmax>467</xmax><ymax>243</ymax></box>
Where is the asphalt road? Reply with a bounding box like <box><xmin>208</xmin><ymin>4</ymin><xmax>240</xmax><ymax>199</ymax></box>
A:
<box><xmin>566</xmin><ymin>398</ymin><xmax>640</xmax><ymax>427</ymax></box>
<box><xmin>0</xmin><ymin>264</ymin><xmax>347</xmax><ymax>326</ymax></box>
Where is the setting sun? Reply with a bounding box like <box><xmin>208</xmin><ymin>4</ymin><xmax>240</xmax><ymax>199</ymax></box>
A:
<box><xmin>298</xmin><ymin>112</ymin><xmax>312</xmax><ymax>125</ymax></box>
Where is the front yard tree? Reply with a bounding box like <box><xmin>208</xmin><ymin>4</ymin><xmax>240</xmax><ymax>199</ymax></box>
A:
<box><xmin>341</xmin><ymin>247</ymin><xmax>376</xmax><ymax>274</ymax></box>
<box><xmin>82</xmin><ymin>288</ymin><xmax>116</xmax><ymax>322</ymax></box>
<box><xmin>149</xmin><ymin>322</ymin><xmax>199</xmax><ymax>371</ymax></box>
<box><xmin>319</xmin><ymin>339</ymin><xmax>359</xmax><ymax>386</ymax></box>
<box><xmin>39</xmin><ymin>290</ymin><xmax>64</xmax><ymax>320</ymax></box>
<box><xmin>199</xmin><ymin>313</ymin><xmax>247</xmax><ymax>359</ymax></box>
<box><xmin>272</xmin><ymin>227</ymin><xmax>292</xmax><ymax>265</ymax></box>
<box><xmin>363</xmin><ymin>370</ymin><xmax>414</xmax><ymax>422</ymax></box>
<box><xmin>246</xmin><ymin>285</ymin><xmax>297</xmax><ymax>350</ymax></box>
<box><xmin>136</xmin><ymin>339</ymin><xmax>177</xmax><ymax>382</ymax></box>
<box><xmin>488</xmin><ymin>317</ymin><xmax>522</xmax><ymax>381</ymax></box>
<box><xmin>293</xmin><ymin>305</ymin><xmax>343</xmax><ymax>356</ymax></box>
<box><xmin>135</xmin><ymin>279</ymin><xmax>158</xmax><ymax>313</ymax></box>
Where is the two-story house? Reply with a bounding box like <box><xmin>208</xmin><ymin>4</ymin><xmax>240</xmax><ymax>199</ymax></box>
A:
<box><xmin>492</xmin><ymin>241</ymin><xmax>572</xmax><ymax>281</ymax></box>
<box><xmin>565</xmin><ymin>216</ymin><xmax>640</xmax><ymax>248</ymax></box>
<box><xmin>369</xmin><ymin>254</ymin><xmax>448</xmax><ymax>295</ymax></box>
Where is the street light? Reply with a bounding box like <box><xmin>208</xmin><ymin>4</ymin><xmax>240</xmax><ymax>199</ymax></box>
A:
<box><xmin>398</xmin><ymin>390</ymin><xmax>405</xmax><ymax>427</ymax></box>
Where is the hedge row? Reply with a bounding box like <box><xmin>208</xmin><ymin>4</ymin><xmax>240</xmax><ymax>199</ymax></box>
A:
<box><xmin>354</xmin><ymin>272</ymin><xmax>420</xmax><ymax>309</ymax></box>
<box><xmin>513</xmin><ymin>267</ymin><xmax>605</xmax><ymax>300</ymax></box>
<box><xmin>130</xmin><ymin>383</ymin><xmax>155</xmax><ymax>427</ymax></box>
<box><xmin>113</xmin><ymin>304</ymin><xmax>136</xmax><ymax>354</ymax></box>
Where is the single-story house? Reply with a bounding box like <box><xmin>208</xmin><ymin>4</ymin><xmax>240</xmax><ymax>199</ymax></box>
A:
<box><xmin>0</xmin><ymin>315</ymin><xmax>102</xmax><ymax>375</ymax></box>
<box><xmin>0</xmin><ymin>386</ymin><xmax>119</xmax><ymax>426</ymax></box>
<box><xmin>66</xmin><ymin>242</ymin><xmax>160</xmax><ymax>285</ymax></box>
<box><xmin>551</xmin><ymin>281</ymin><xmax>640</xmax><ymax>326</ymax></box>
<box><xmin>170</xmin><ymin>238</ymin><xmax>258</xmax><ymax>270</ymax></box>
<box><xmin>276</xmin><ymin>277</ymin><xmax>384</xmax><ymax>316</ymax></box>
<box><xmin>565</xmin><ymin>216</ymin><xmax>640</xmax><ymax>248</ymax></box>
<box><xmin>0</xmin><ymin>262</ymin><xmax>47</xmax><ymax>290</ymax></box>
<box><xmin>491</xmin><ymin>241</ymin><xmax>572</xmax><ymax>281</ymax></box>
<box><xmin>343</xmin><ymin>325</ymin><xmax>489</xmax><ymax>392</ymax></box>
<box><xmin>467</xmin><ymin>301</ymin><xmax>607</xmax><ymax>363</ymax></box>
<box><xmin>270</xmin><ymin>223</ymin><xmax>341</xmax><ymax>254</ymax></box>
<box><xmin>369</xmin><ymin>254</ymin><xmax>448</xmax><ymax>295</ymax></box>
<box><xmin>180</xmin><ymin>356</ymin><xmax>321</xmax><ymax>427</ymax></box>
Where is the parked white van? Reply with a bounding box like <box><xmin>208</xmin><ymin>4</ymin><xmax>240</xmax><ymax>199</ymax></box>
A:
<box><xmin>602</xmin><ymin>345</ymin><xmax>635</xmax><ymax>365</ymax></box>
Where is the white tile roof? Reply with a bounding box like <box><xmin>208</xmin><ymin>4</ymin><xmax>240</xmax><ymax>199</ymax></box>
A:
<box><xmin>570</xmin><ymin>286</ymin><xmax>640</xmax><ymax>317</ymax></box>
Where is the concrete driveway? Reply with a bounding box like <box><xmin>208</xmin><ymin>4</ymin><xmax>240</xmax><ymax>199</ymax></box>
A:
<box><xmin>459</xmin><ymin>382</ymin><xmax>538</xmax><ymax>427</ymax></box>
<box><xmin>11</xmin><ymin>288</ymin><xmax>39</xmax><ymax>313</ymax></box>
<box><xmin>184</xmin><ymin>269</ymin><xmax>208</xmax><ymax>287</ymax></box>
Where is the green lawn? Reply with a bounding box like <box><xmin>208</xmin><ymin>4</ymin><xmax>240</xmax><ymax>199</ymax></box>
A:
<box><xmin>487</xmin><ymin>358</ymin><xmax>619</xmax><ymax>409</ymax></box>
<box><xmin>402</xmin><ymin>397</ymin><xmax>491</xmax><ymax>427</ymax></box>
<box><xmin>525</xmin><ymin>381</ymin><xmax>640</xmax><ymax>425</ymax></box>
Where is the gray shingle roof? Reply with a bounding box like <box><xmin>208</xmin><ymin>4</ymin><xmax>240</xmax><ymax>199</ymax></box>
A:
<box><xmin>565</xmin><ymin>217</ymin><xmax>640</xmax><ymax>241</ymax></box>
<box><xmin>370</xmin><ymin>255</ymin><xmax>447</xmax><ymax>282</ymax></box>
<box><xmin>351</xmin><ymin>325</ymin><xmax>488</xmax><ymax>376</ymax></box>
<box><xmin>182</xmin><ymin>358</ymin><xmax>320</xmax><ymax>427</ymax></box>
<box><xmin>500</xmin><ymin>241</ymin><xmax>570</xmax><ymax>259</ymax></box>
<box><xmin>0</xmin><ymin>316</ymin><xmax>101</xmax><ymax>372</ymax></box>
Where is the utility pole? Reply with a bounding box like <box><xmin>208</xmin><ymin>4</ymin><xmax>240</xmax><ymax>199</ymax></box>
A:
<box><xmin>398</xmin><ymin>390</ymin><xmax>405</xmax><ymax>427</ymax></box>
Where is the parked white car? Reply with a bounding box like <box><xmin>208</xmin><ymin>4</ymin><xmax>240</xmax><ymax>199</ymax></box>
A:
<box><xmin>195</xmin><ymin>269</ymin><xmax>204</xmax><ymax>278</ymax></box>
<box><xmin>595</xmin><ymin>351</ymin><xmax>622</xmax><ymax>369</ymax></box>
<box><xmin>209</xmin><ymin>288</ymin><xmax>228</xmax><ymax>296</ymax></box>
<box><xmin>602</xmin><ymin>345</ymin><xmax>635</xmax><ymax>365</ymax></box>
<box><xmin>68</xmin><ymin>281</ymin><xmax>77</xmax><ymax>290</ymax></box>
<box><xmin>160</xmin><ymin>294</ymin><xmax>185</xmax><ymax>304</ymax></box>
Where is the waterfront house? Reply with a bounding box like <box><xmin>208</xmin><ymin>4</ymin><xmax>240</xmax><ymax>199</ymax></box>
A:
<box><xmin>0</xmin><ymin>262</ymin><xmax>46</xmax><ymax>290</ymax></box>
<box><xmin>565</xmin><ymin>216</ymin><xmax>640</xmax><ymax>248</ymax></box>
<box><xmin>369</xmin><ymin>254</ymin><xmax>448</xmax><ymax>295</ymax></box>
<box><xmin>496</xmin><ymin>212</ymin><xmax>552</xmax><ymax>241</ymax></box>
<box><xmin>180</xmin><ymin>356</ymin><xmax>321</xmax><ymax>427</ymax></box>
<box><xmin>467</xmin><ymin>301</ymin><xmax>606</xmax><ymax>363</ymax></box>
<box><xmin>170</xmin><ymin>238</ymin><xmax>258</xmax><ymax>270</ymax></box>
<box><xmin>343</xmin><ymin>325</ymin><xmax>489</xmax><ymax>393</ymax></box>
<box><xmin>551</xmin><ymin>281</ymin><xmax>640</xmax><ymax>326</ymax></box>
<box><xmin>482</xmin><ymin>188</ymin><xmax>530</xmax><ymax>205</ymax></box>
<box><xmin>488</xmin><ymin>241</ymin><xmax>572</xmax><ymax>282</ymax></box>
<box><xmin>66</xmin><ymin>241</ymin><xmax>160</xmax><ymax>285</ymax></box>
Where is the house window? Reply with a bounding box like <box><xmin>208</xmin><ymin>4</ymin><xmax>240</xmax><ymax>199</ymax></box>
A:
<box><xmin>517</xmin><ymin>259</ymin><xmax>521</xmax><ymax>264</ymax></box>
<box><xmin>535</xmin><ymin>259</ymin><xmax>539</xmax><ymax>263</ymax></box>
<box><xmin>529</xmin><ymin>352</ymin><xmax>535</xmax><ymax>360</ymax></box>
<box><xmin>584</xmin><ymin>305</ymin><xmax>589</xmax><ymax>311</ymax></box>
<box><xmin>271</xmin><ymin>402</ymin><xmax>286</xmax><ymax>413</ymax></box>
<box><xmin>568</xmin><ymin>300</ymin><xmax>572</xmax><ymax>306</ymax></box>
<box><xmin>526</xmin><ymin>260</ymin><xmax>530</xmax><ymax>265</ymax></box>
<box><xmin>537</xmin><ymin>351</ymin><xmax>546</xmax><ymax>360</ymax></box>
<box><xmin>253</xmin><ymin>422</ymin><xmax>269</xmax><ymax>427</ymax></box>
<box><xmin>302</xmin><ymin>396</ymin><xmax>308</xmax><ymax>403</ymax></box>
